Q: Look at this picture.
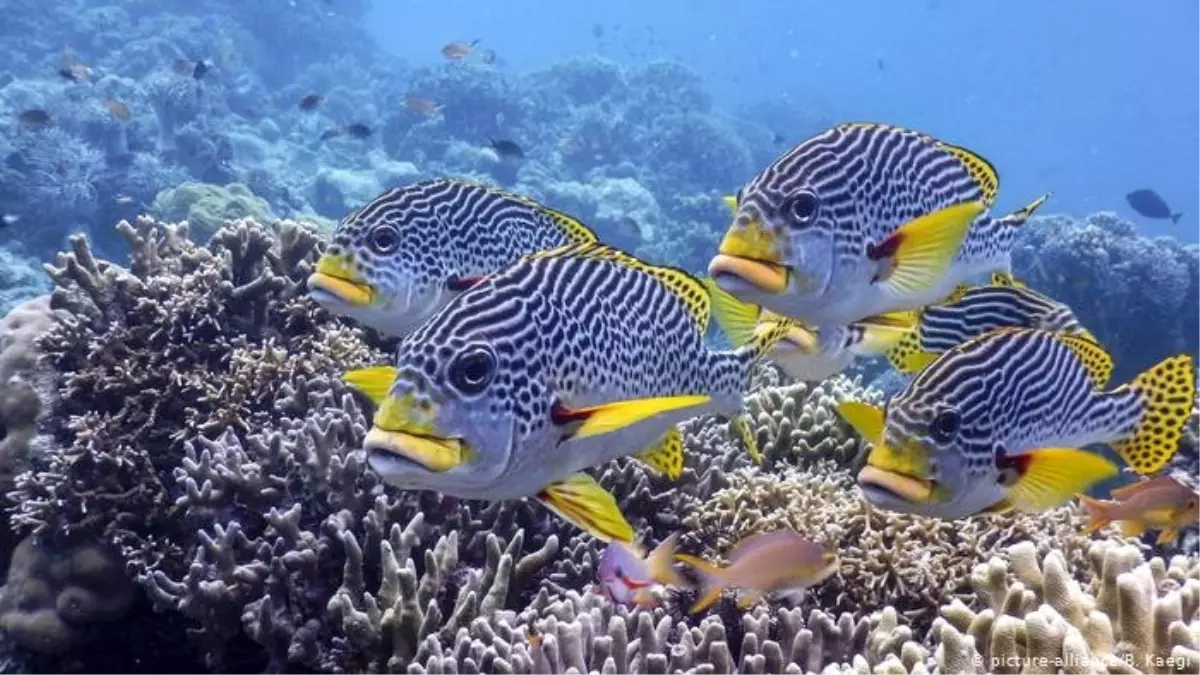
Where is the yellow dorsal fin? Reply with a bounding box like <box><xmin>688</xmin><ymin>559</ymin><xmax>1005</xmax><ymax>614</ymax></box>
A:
<box><xmin>835</xmin><ymin>401</ymin><xmax>885</xmax><ymax>443</ymax></box>
<box><xmin>537</xmin><ymin>473</ymin><xmax>634</xmax><ymax>543</ymax></box>
<box><xmin>1111</xmin><ymin>354</ymin><xmax>1195</xmax><ymax>475</ymax></box>
<box><xmin>1006</xmin><ymin>448</ymin><xmax>1118</xmax><ymax>512</ymax></box>
<box><xmin>722</xmin><ymin>194</ymin><xmax>738</xmax><ymax>215</ymax></box>
<box><xmin>875</xmin><ymin>201</ymin><xmax>981</xmax><ymax>298</ymax></box>
<box><xmin>529</xmin><ymin>243</ymin><xmax>711</xmax><ymax>329</ymax></box>
<box><xmin>936</xmin><ymin>142</ymin><xmax>999</xmax><ymax>206</ymax></box>
<box><xmin>729</xmin><ymin>415</ymin><xmax>762</xmax><ymax>465</ymax></box>
<box><xmin>636</xmin><ymin>427</ymin><xmax>686</xmax><ymax>480</ymax></box>
<box><xmin>570</xmin><ymin>394</ymin><xmax>711</xmax><ymax>440</ymax></box>
<box><xmin>1054</xmin><ymin>333</ymin><xmax>1114</xmax><ymax>389</ymax></box>
<box><xmin>466</xmin><ymin>180</ymin><xmax>599</xmax><ymax>244</ymax></box>
<box><xmin>343</xmin><ymin>365</ymin><xmax>398</xmax><ymax>405</ymax></box>
<box><xmin>701</xmin><ymin>277</ymin><xmax>762</xmax><ymax>346</ymax></box>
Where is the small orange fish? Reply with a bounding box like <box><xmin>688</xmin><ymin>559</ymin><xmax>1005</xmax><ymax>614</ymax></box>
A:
<box><xmin>675</xmin><ymin>531</ymin><xmax>838</xmax><ymax>613</ymax></box>
<box><xmin>104</xmin><ymin>99</ymin><xmax>131</xmax><ymax>121</ymax></box>
<box><xmin>1078</xmin><ymin>474</ymin><xmax>1199</xmax><ymax>545</ymax></box>
<box><xmin>404</xmin><ymin>95</ymin><xmax>442</xmax><ymax>117</ymax></box>
<box><xmin>441</xmin><ymin>39</ymin><xmax>480</xmax><ymax>60</ymax></box>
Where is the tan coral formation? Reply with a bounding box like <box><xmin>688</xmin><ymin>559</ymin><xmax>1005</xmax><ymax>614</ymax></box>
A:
<box><xmin>683</xmin><ymin>466</ymin><xmax>1105</xmax><ymax>629</ymax></box>
<box><xmin>746</xmin><ymin>376</ymin><xmax>882</xmax><ymax>471</ymax></box>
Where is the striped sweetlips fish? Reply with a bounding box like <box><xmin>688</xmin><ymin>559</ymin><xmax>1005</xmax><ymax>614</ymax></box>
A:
<box><xmin>707</xmin><ymin>121</ymin><xmax>1048</xmax><ymax>331</ymax></box>
<box><xmin>837</xmin><ymin>328</ymin><xmax>1195</xmax><ymax>520</ymax></box>
<box><xmin>345</xmin><ymin>243</ymin><xmax>790</xmax><ymax>543</ymax></box>
<box><xmin>307</xmin><ymin>177</ymin><xmax>597</xmax><ymax>336</ymax></box>
<box><xmin>886</xmin><ymin>273</ymin><xmax>1095</xmax><ymax>375</ymax></box>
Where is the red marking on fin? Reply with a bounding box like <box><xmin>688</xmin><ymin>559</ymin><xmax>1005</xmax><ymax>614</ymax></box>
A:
<box><xmin>619</xmin><ymin>572</ymin><xmax>652</xmax><ymax>589</ymax></box>
<box><xmin>446</xmin><ymin>275</ymin><xmax>484</xmax><ymax>291</ymax></box>
<box><xmin>867</xmin><ymin>231</ymin><xmax>905</xmax><ymax>261</ymax></box>
<box><xmin>551</xmin><ymin>400</ymin><xmax>592</xmax><ymax>426</ymax></box>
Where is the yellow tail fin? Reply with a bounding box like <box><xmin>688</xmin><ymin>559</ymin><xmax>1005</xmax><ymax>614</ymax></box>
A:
<box><xmin>674</xmin><ymin>553</ymin><xmax>727</xmax><ymax>614</ymax></box>
<box><xmin>1111</xmin><ymin>354</ymin><xmax>1195</xmax><ymax>475</ymax></box>
<box><xmin>886</xmin><ymin>328</ymin><xmax>938</xmax><ymax>375</ymax></box>
<box><xmin>852</xmin><ymin>311</ymin><xmax>919</xmax><ymax>356</ymax></box>
<box><xmin>343</xmin><ymin>365</ymin><xmax>398</xmax><ymax>404</ymax></box>
<box><xmin>876</xmin><ymin>200</ymin><xmax>982</xmax><ymax>297</ymax></box>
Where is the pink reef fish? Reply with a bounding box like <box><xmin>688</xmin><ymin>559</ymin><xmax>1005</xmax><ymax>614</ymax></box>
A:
<box><xmin>594</xmin><ymin>534</ymin><xmax>684</xmax><ymax>608</ymax></box>
<box><xmin>1078</xmin><ymin>474</ymin><xmax>1199</xmax><ymax>545</ymax></box>
<box><xmin>675</xmin><ymin>530</ymin><xmax>839</xmax><ymax>613</ymax></box>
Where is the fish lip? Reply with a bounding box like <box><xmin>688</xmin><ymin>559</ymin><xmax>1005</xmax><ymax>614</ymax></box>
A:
<box><xmin>363</xmin><ymin>427</ymin><xmax>468</xmax><ymax>473</ymax></box>
<box><xmin>857</xmin><ymin>465</ymin><xmax>934</xmax><ymax>504</ymax></box>
<box><xmin>307</xmin><ymin>272</ymin><xmax>374</xmax><ymax>308</ymax></box>
<box><xmin>707</xmin><ymin>254</ymin><xmax>789</xmax><ymax>294</ymax></box>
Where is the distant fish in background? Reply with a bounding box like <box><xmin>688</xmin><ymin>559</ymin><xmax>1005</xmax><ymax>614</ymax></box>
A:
<box><xmin>319</xmin><ymin>125</ymin><xmax>344</xmax><ymax>141</ymax></box>
<box><xmin>17</xmin><ymin>109</ymin><xmax>51</xmax><ymax>129</ymax></box>
<box><xmin>113</xmin><ymin>195</ymin><xmax>137</xmax><ymax>206</ymax></box>
<box><xmin>441</xmin><ymin>39</ymin><xmax>480</xmax><ymax>61</ymax></box>
<box><xmin>58</xmin><ymin>45</ymin><xmax>92</xmax><ymax>83</ymax></box>
<box><xmin>1</xmin><ymin>214</ymin><xmax>19</xmax><ymax>228</ymax></box>
<box><xmin>876</xmin><ymin>56</ymin><xmax>886</xmax><ymax>71</ymax></box>
<box><xmin>489</xmin><ymin>138</ymin><xmax>524</xmax><ymax>159</ymax></box>
<box><xmin>345</xmin><ymin>123</ymin><xmax>372</xmax><ymax>139</ymax></box>
<box><xmin>592</xmin><ymin>23</ymin><xmax>605</xmax><ymax>39</ymax></box>
<box><xmin>172</xmin><ymin>58</ymin><xmax>209</xmax><ymax>80</ymax></box>
<box><xmin>771</xmin><ymin>131</ymin><xmax>786</xmax><ymax>145</ymax></box>
<box><xmin>104</xmin><ymin>99</ymin><xmax>132</xmax><ymax>121</ymax></box>
<box><xmin>480</xmin><ymin>49</ymin><xmax>497</xmax><ymax>65</ymax></box>
<box><xmin>1125</xmin><ymin>189</ymin><xmax>1182</xmax><ymax>224</ymax></box>
<box><xmin>403</xmin><ymin>94</ymin><xmax>441</xmax><ymax>117</ymax></box>
<box><xmin>298</xmin><ymin>93</ymin><xmax>325</xmax><ymax>111</ymax></box>
<box><xmin>615</xmin><ymin>216</ymin><xmax>642</xmax><ymax>242</ymax></box>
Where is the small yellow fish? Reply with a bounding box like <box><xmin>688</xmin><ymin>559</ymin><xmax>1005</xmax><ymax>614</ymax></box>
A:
<box><xmin>1078</xmin><ymin>474</ymin><xmax>1198</xmax><ymax>545</ymax></box>
<box><xmin>675</xmin><ymin>531</ymin><xmax>838</xmax><ymax>613</ymax></box>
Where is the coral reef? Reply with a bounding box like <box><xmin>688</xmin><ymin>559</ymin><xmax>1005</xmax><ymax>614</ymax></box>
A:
<box><xmin>149</xmin><ymin>181</ymin><xmax>276</xmax><ymax>240</ymax></box>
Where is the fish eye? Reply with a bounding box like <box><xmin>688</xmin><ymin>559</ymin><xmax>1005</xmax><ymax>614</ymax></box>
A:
<box><xmin>930</xmin><ymin>409</ymin><xmax>960</xmax><ymax>443</ymax></box>
<box><xmin>368</xmin><ymin>225</ymin><xmax>400</xmax><ymax>254</ymax></box>
<box><xmin>786</xmin><ymin>190</ymin><xmax>820</xmax><ymax>225</ymax></box>
<box><xmin>449</xmin><ymin>345</ymin><xmax>496</xmax><ymax>394</ymax></box>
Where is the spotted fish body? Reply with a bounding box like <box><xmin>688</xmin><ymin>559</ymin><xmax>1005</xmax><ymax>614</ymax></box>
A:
<box><xmin>763</xmin><ymin>311</ymin><xmax>914</xmax><ymax>383</ymax></box>
<box><xmin>363</xmin><ymin>243</ymin><xmax>782</xmax><ymax>504</ymax></box>
<box><xmin>308</xmin><ymin>178</ymin><xmax>596</xmax><ymax>336</ymax></box>
<box><xmin>887</xmin><ymin>274</ymin><xmax>1093</xmax><ymax>375</ymax></box>
<box><xmin>850</xmin><ymin>328</ymin><xmax>1194</xmax><ymax>520</ymax></box>
<box><xmin>709</xmin><ymin>122</ymin><xmax>1045</xmax><ymax>329</ymax></box>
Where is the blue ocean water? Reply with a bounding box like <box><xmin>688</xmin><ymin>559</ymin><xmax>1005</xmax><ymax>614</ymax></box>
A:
<box><xmin>370</xmin><ymin>0</ymin><xmax>1200</xmax><ymax>239</ymax></box>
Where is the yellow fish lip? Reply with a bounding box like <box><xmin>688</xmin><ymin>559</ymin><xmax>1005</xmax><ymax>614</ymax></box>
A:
<box><xmin>707</xmin><ymin>254</ymin><xmax>789</xmax><ymax>294</ymax></box>
<box><xmin>363</xmin><ymin>427</ymin><xmax>467</xmax><ymax>473</ymax></box>
<box><xmin>307</xmin><ymin>272</ymin><xmax>374</xmax><ymax>307</ymax></box>
<box><xmin>775</xmin><ymin>323</ymin><xmax>818</xmax><ymax>354</ymax></box>
<box><xmin>857</xmin><ymin>464</ymin><xmax>934</xmax><ymax>503</ymax></box>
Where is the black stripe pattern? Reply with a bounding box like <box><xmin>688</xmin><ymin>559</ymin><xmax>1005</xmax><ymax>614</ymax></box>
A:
<box><xmin>390</xmin><ymin>243</ymin><xmax>752</xmax><ymax>452</ymax></box>
<box><xmin>327</xmin><ymin>177</ymin><xmax>596</xmax><ymax>300</ymax></box>
<box><xmin>887</xmin><ymin>329</ymin><xmax>1141</xmax><ymax>480</ymax></box>
<box><xmin>918</xmin><ymin>285</ymin><xmax>1087</xmax><ymax>353</ymax></box>
<box><xmin>735</xmin><ymin>122</ymin><xmax>996</xmax><ymax>268</ymax></box>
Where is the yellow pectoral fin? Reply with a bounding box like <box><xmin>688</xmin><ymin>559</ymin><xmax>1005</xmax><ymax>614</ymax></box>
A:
<box><xmin>536</xmin><ymin>473</ymin><xmax>635</xmax><ymax>544</ymax></box>
<box><xmin>343</xmin><ymin>366</ymin><xmax>399</xmax><ymax>405</ymax></box>
<box><xmin>1006</xmin><ymin>449</ymin><xmax>1118</xmax><ymax>513</ymax></box>
<box><xmin>722</xmin><ymin>194</ymin><xmax>738</xmax><ymax>215</ymax></box>
<box><xmin>736</xmin><ymin>590</ymin><xmax>765</xmax><ymax>610</ymax></box>
<box><xmin>571</xmin><ymin>395</ymin><xmax>711</xmax><ymax>440</ymax></box>
<box><xmin>637</xmin><ymin>427</ymin><xmax>686</xmax><ymax>480</ymax></box>
<box><xmin>877</xmin><ymin>200</ymin><xmax>982</xmax><ymax>297</ymax></box>
<box><xmin>835</xmin><ymin>400</ymin><xmax>885</xmax><ymax>443</ymax></box>
<box><xmin>701</xmin><ymin>276</ymin><xmax>762</xmax><ymax>347</ymax></box>
<box><xmin>1154</xmin><ymin>527</ymin><xmax>1179</xmax><ymax>545</ymax></box>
